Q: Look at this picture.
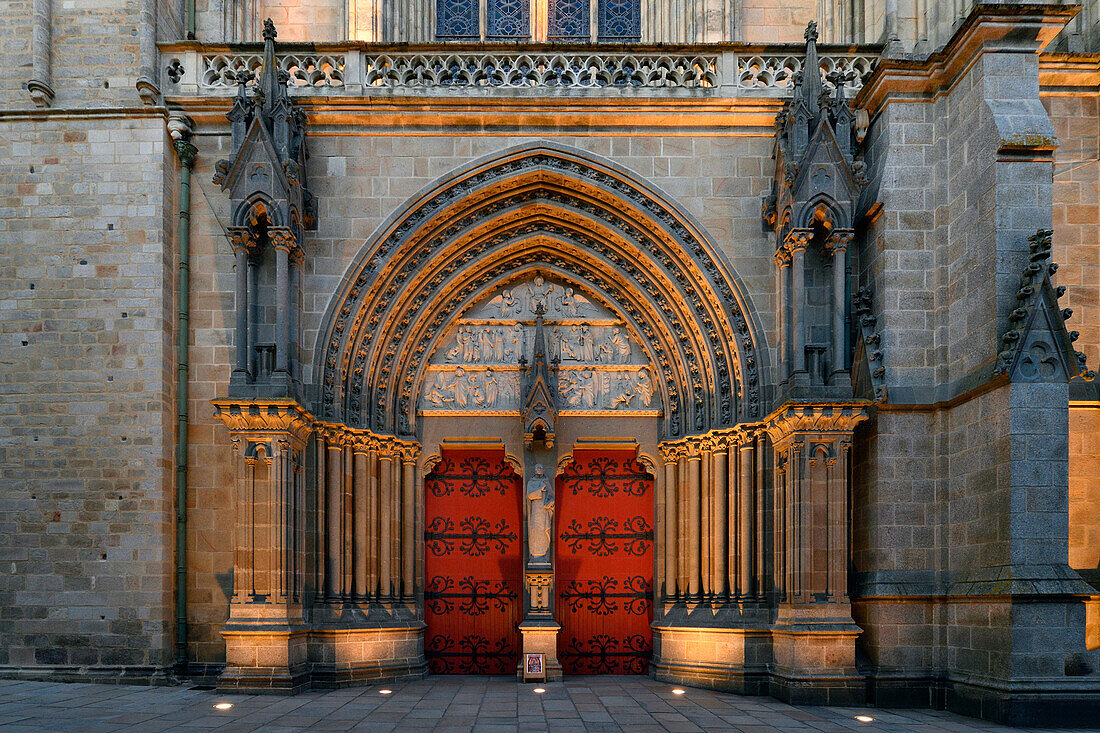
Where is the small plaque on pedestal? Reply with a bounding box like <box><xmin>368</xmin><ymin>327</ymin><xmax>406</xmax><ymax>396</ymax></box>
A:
<box><xmin>523</xmin><ymin>653</ymin><xmax>546</xmax><ymax>682</ymax></box>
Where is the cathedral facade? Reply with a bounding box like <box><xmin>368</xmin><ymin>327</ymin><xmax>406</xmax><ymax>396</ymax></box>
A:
<box><xmin>2</xmin><ymin>0</ymin><xmax>1100</xmax><ymax>726</ymax></box>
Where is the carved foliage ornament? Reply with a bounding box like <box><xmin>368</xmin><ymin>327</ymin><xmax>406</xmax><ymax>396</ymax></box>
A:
<box><xmin>317</xmin><ymin>150</ymin><xmax>763</xmax><ymax>437</ymax></box>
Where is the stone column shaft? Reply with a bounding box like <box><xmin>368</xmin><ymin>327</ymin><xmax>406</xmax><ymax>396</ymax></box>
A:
<box><xmin>289</xmin><ymin>255</ymin><xmax>300</xmax><ymax>378</ymax></box>
<box><xmin>687</xmin><ymin>453</ymin><xmax>702</xmax><ymax>599</ymax></box>
<box><xmin>831</xmin><ymin>244</ymin><xmax>847</xmax><ymax>374</ymax></box>
<box><xmin>712</xmin><ymin>449</ymin><xmax>728</xmax><ymax>597</ymax></box>
<box><xmin>273</xmin><ymin>443</ymin><xmax>290</xmax><ymax>603</ymax></box>
<box><xmin>353</xmin><ymin>449</ymin><xmax>368</xmax><ymax>599</ymax></box>
<box><xmin>274</xmin><ymin>242</ymin><xmax>290</xmax><ymax>374</ymax></box>
<box><xmin>233</xmin><ymin>245</ymin><xmax>249</xmax><ymax>375</ymax></box>
<box><xmin>777</xmin><ymin>258</ymin><xmax>789</xmax><ymax>381</ymax></box>
<box><xmin>663</xmin><ymin>459</ymin><xmax>677</xmax><ymax>599</ymax></box>
<box><xmin>314</xmin><ymin>435</ymin><xmax>326</xmax><ymax>599</ymax></box>
<box><xmin>233</xmin><ymin>442</ymin><xmax>252</xmax><ymax>602</ymax></box>
<box><xmin>673</xmin><ymin>457</ymin><xmax>682</xmax><ymax>594</ymax></box>
<box><xmin>791</xmin><ymin>246</ymin><xmax>807</xmax><ymax>374</ymax></box>
<box><xmin>754</xmin><ymin>433</ymin><xmax>766</xmax><ymax>599</ymax></box>
<box><xmin>738</xmin><ymin>441</ymin><xmax>754</xmax><ymax>597</ymax></box>
<box><xmin>247</xmin><ymin>258</ymin><xmax>257</xmax><ymax>375</ymax></box>
<box><xmin>342</xmin><ymin>444</ymin><xmax>353</xmax><ymax>597</ymax></box>
<box><xmin>379</xmin><ymin>454</ymin><xmax>393</xmax><ymax>598</ymax></box>
<box><xmin>700</xmin><ymin>447</ymin><xmax>712</xmax><ymax>596</ymax></box>
<box><xmin>391</xmin><ymin>456</ymin><xmax>402</xmax><ymax>596</ymax></box>
<box><xmin>367</xmin><ymin>448</ymin><xmax>379</xmax><ymax>597</ymax></box>
<box><xmin>325</xmin><ymin>441</ymin><xmax>343</xmax><ymax>600</ymax></box>
<box><xmin>401</xmin><ymin>458</ymin><xmax>415</xmax><ymax>599</ymax></box>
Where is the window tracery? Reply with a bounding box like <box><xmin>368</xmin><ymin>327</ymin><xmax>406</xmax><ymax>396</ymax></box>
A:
<box><xmin>487</xmin><ymin>0</ymin><xmax>531</xmax><ymax>39</ymax></box>
<box><xmin>434</xmin><ymin>0</ymin><xmax>640</xmax><ymax>42</ymax></box>
<box><xmin>548</xmin><ymin>0</ymin><xmax>589</xmax><ymax>40</ymax></box>
<box><xmin>597</xmin><ymin>0</ymin><xmax>639</xmax><ymax>41</ymax></box>
<box><xmin>437</xmin><ymin>0</ymin><xmax>480</xmax><ymax>40</ymax></box>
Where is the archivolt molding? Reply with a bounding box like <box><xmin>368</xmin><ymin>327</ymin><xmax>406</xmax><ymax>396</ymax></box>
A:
<box><xmin>315</xmin><ymin>145</ymin><xmax>767</xmax><ymax>438</ymax></box>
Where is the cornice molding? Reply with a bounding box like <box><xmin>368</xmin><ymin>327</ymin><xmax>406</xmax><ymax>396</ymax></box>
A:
<box><xmin>855</xmin><ymin>4</ymin><xmax>1076</xmax><ymax>116</ymax></box>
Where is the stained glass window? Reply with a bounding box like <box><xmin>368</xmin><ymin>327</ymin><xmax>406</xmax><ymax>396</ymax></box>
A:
<box><xmin>598</xmin><ymin>0</ymin><xmax>640</xmax><ymax>41</ymax></box>
<box><xmin>548</xmin><ymin>0</ymin><xmax>590</xmax><ymax>41</ymax></box>
<box><xmin>437</xmin><ymin>0</ymin><xmax>479</xmax><ymax>40</ymax></box>
<box><xmin>487</xmin><ymin>0</ymin><xmax>531</xmax><ymax>40</ymax></box>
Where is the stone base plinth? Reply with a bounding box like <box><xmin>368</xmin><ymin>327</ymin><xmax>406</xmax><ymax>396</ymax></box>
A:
<box><xmin>769</xmin><ymin>606</ymin><xmax>864</xmax><ymax>706</ymax></box>
<box><xmin>517</xmin><ymin>620</ymin><xmax>562</xmax><ymax>681</ymax></box>
<box><xmin>309</xmin><ymin>622</ymin><xmax>427</xmax><ymax>687</ymax></box>
<box><xmin>651</xmin><ymin>625</ymin><xmax>771</xmax><ymax>694</ymax></box>
<box><xmin>218</xmin><ymin>602</ymin><xmax>309</xmax><ymax>693</ymax></box>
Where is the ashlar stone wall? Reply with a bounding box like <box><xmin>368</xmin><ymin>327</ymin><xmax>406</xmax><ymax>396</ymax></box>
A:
<box><xmin>0</xmin><ymin>114</ymin><xmax>179</xmax><ymax>673</ymax></box>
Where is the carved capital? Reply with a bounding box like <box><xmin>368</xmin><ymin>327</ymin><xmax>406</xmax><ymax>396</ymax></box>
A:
<box><xmin>764</xmin><ymin>401</ymin><xmax>870</xmax><ymax>445</ymax></box>
<box><xmin>826</xmin><ymin>229</ymin><xmax>854</xmax><ymax>255</ymax></box>
<box><xmin>784</xmin><ymin>228</ymin><xmax>813</xmax><ymax>253</ymax></box>
<box><xmin>227</xmin><ymin>226</ymin><xmax>255</xmax><ymax>254</ymax></box>
<box><xmin>212</xmin><ymin>399</ymin><xmax>315</xmax><ymax>447</ymax></box>
<box><xmin>269</xmin><ymin>226</ymin><xmax>297</xmax><ymax>253</ymax></box>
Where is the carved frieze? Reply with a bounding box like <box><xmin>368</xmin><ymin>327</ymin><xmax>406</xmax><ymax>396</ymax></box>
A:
<box><xmin>419</xmin><ymin>276</ymin><xmax>659</xmax><ymax>416</ymax></box>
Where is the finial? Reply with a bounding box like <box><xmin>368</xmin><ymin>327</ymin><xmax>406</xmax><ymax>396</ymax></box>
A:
<box><xmin>805</xmin><ymin>20</ymin><xmax>818</xmax><ymax>43</ymax></box>
<box><xmin>263</xmin><ymin>18</ymin><xmax>277</xmax><ymax>41</ymax></box>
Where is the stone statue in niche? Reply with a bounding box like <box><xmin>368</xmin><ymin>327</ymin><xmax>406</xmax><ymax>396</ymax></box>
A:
<box><xmin>526</xmin><ymin>464</ymin><xmax>554</xmax><ymax>564</ymax></box>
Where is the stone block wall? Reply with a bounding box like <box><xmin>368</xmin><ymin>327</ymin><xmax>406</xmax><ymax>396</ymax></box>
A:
<box><xmin>1</xmin><ymin>0</ymin><xmax>32</xmax><ymax>105</ymax></box>
<box><xmin>1069</xmin><ymin>406</ymin><xmax>1100</xmax><ymax>576</ymax></box>
<box><xmin>50</xmin><ymin>2</ymin><xmax>143</xmax><ymax>107</ymax></box>
<box><xmin>1046</xmin><ymin>94</ymin><xmax>1100</xmax><ymax>372</ymax></box>
<box><xmin>0</xmin><ymin>114</ymin><xmax>177</xmax><ymax>674</ymax></box>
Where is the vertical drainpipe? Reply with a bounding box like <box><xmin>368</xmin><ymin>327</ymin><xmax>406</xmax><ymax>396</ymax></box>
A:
<box><xmin>170</xmin><ymin>114</ymin><xmax>197</xmax><ymax>674</ymax></box>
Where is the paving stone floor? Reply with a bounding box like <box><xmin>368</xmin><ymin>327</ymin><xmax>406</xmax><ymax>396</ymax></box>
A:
<box><xmin>0</xmin><ymin>676</ymin><xmax>1096</xmax><ymax>732</ymax></box>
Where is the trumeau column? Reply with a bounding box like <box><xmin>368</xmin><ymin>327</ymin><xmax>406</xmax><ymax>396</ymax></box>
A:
<box><xmin>213</xmin><ymin>400</ymin><xmax>312</xmax><ymax>692</ymax></box>
<box><xmin>764</xmin><ymin>401</ymin><xmax>868</xmax><ymax>705</ymax></box>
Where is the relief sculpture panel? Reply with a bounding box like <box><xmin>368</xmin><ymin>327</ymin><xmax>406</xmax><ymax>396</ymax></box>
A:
<box><xmin>419</xmin><ymin>276</ymin><xmax>659</xmax><ymax>415</ymax></box>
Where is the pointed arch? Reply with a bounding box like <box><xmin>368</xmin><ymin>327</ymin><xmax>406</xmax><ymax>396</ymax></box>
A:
<box><xmin>313</xmin><ymin>143</ymin><xmax>768</xmax><ymax>438</ymax></box>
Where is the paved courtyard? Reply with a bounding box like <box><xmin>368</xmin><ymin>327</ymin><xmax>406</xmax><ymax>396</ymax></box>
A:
<box><xmin>0</xmin><ymin>676</ymin><xmax>1095</xmax><ymax>732</ymax></box>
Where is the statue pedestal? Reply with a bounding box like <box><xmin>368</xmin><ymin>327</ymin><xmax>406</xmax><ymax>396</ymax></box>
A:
<box><xmin>517</xmin><ymin>620</ymin><xmax>562</xmax><ymax>681</ymax></box>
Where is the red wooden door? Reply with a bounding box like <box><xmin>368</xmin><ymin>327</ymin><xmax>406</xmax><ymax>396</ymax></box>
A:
<box><xmin>556</xmin><ymin>449</ymin><xmax>654</xmax><ymax>674</ymax></box>
<box><xmin>424</xmin><ymin>449</ymin><xmax>522</xmax><ymax>674</ymax></box>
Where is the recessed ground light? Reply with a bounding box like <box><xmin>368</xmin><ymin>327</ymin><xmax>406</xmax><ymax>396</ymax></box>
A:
<box><xmin>379</xmin><ymin>689</ymin><xmax>392</xmax><ymax>695</ymax></box>
<box><xmin>213</xmin><ymin>703</ymin><xmax>233</xmax><ymax>710</ymax></box>
<box><xmin>672</xmin><ymin>688</ymin><xmax>685</xmax><ymax>695</ymax></box>
<box><xmin>533</xmin><ymin>687</ymin><xmax>545</xmax><ymax>694</ymax></box>
<box><xmin>855</xmin><ymin>715</ymin><xmax>875</xmax><ymax>723</ymax></box>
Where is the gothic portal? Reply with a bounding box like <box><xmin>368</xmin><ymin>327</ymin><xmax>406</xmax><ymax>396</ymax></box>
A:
<box><xmin>8</xmin><ymin>2</ymin><xmax>1100</xmax><ymax>726</ymax></box>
